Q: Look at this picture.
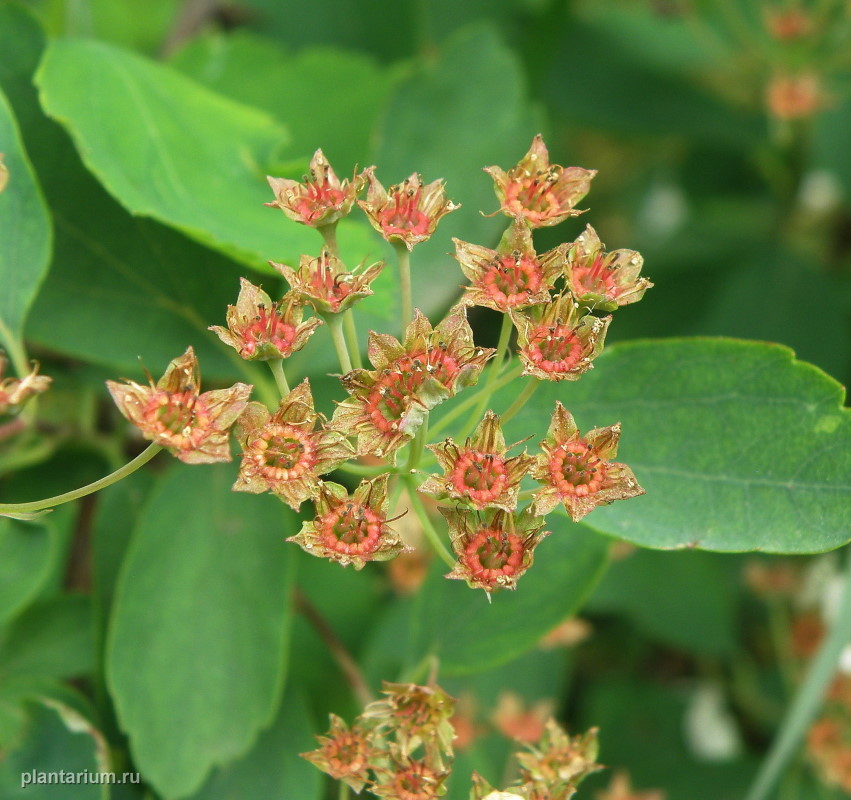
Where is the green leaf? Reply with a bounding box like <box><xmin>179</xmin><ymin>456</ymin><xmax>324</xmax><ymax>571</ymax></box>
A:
<box><xmin>35</xmin><ymin>38</ymin><xmax>373</xmax><ymax>272</ymax></box>
<box><xmin>373</xmin><ymin>523</ymin><xmax>608</xmax><ymax>676</ymax></box>
<box><xmin>373</xmin><ymin>24</ymin><xmax>544</xmax><ymax>313</ymax></box>
<box><xmin>0</xmin><ymin>85</ymin><xmax>51</xmax><ymax>350</ymax></box>
<box><xmin>170</xmin><ymin>32</ymin><xmax>402</xmax><ymax>174</ymax></box>
<box><xmin>496</xmin><ymin>339</ymin><xmax>851</xmax><ymax>553</ymax></box>
<box><xmin>106</xmin><ymin>463</ymin><xmax>296</xmax><ymax>798</ymax></box>
<box><xmin>0</xmin><ymin>516</ymin><xmax>59</xmax><ymax>628</ymax></box>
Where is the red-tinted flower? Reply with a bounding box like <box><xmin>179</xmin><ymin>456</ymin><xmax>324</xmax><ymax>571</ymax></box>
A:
<box><xmin>512</xmin><ymin>294</ymin><xmax>609</xmax><ymax>382</ymax></box>
<box><xmin>469</xmin><ymin>773</ymin><xmax>526</xmax><ymax>800</ymax></box>
<box><xmin>492</xmin><ymin>692</ymin><xmax>554</xmax><ymax>745</ymax></box>
<box><xmin>287</xmin><ymin>475</ymin><xmax>407</xmax><ymax>569</ymax></box>
<box><xmin>419</xmin><ymin>411</ymin><xmax>533</xmax><ymax>511</ymax></box>
<box><xmin>484</xmin><ymin>135</ymin><xmax>596</xmax><ymax>228</ymax></box>
<box><xmin>563</xmin><ymin>225</ymin><xmax>651</xmax><ymax>312</ymax></box>
<box><xmin>530</xmin><ymin>402</ymin><xmax>644</xmax><ymax>520</ymax></box>
<box><xmin>331</xmin><ymin>307</ymin><xmax>494</xmax><ymax>460</ymax></box>
<box><xmin>266</xmin><ymin>148</ymin><xmax>364</xmax><ymax>227</ymax></box>
<box><xmin>359</xmin><ymin>171</ymin><xmax>459</xmax><ymax>251</ymax></box>
<box><xmin>362</xmin><ymin>682</ymin><xmax>456</xmax><ymax>769</ymax></box>
<box><xmin>209</xmin><ymin>279</ymin><xmax>322</xmax><ymax>360</ymax></box>
<box><xmin>515</xmin><ymin>720</ymin><xmax>601</xmax><ymax>795</ymax></box>
<box><xmin>233</xmin><ymin>379</ymin><xmax>353</xmax><ymax>509</ymax></box>
<box><xmin>454</xmin><ymin>217</ymin><xmax>563</xmax><ymax>313</ymax></box>
<box><xmin>271</xmin><ymin>248</ymin><xmax>384</xmax><ymax>315</ymax></box>
<box><xmin>766</xmin><ymin>73</ymin><xmax>824</xmax><ymax>120</ymax></box>
<box><xmin>301</xmin><ymin>714</ymin><xmax>378</xmax><ymax>793</ymax></box>
<box><xmin>371</xmin><ymin>751</ymin><xmax>450</xmax><ymax>800</ymax></box>
<box><xmin>441</xmin><ymin>507</ymin><xmax>548</xmax><ymax>595</ymax></box>
<box><xmin>596</xmin><ymin>772</ymin><xmax>666</xmax><ymax>800</ymax></box>
<box><xmin>106</xmin><ymin>347</ymin><xmax>251</xmax><ymax>464</ymax></box>
<box><xmin>0</xmin><ymin>355</ymin><xmax>51</xmax><ymax>415</ymax></box>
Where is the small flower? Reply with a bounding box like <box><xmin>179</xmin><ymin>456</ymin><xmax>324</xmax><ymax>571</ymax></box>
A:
<box><xmin>370</xmin><ymin>751</ymin><xmax>450</xmax><ymax>800</ymax></box>
<box><xmin>515</xmin><ymin>720</ymin><xmax>602</xmax><ymax>793</ymax></box>
<box><xmin>362</xmin><ymin>682</ymin><xmax>456</xmax><ymax>769</ymax></box>
<box><xmin>492</xmin><ymin>692</ymin><xmax>554</xmax><ymax>744</ymax></box>
<box><xmin>484</xmin><ymin>135</ymin><xmax>596</xmax><ymax>228</ymax></box>
<box><xmin>563</xmin><ymin>225</ymin><xmax>651</xmax><ymax>312</ymax></box>
<box><xmin>301</xmin><ymin>713</ymin><xmax>377</xmax><ymax>793</ymax></box>
<box><xmin>106</xmin><ymin>347</ymin><xmax>251</xmax><ymax>464</ymax></box>
<box><xmin>530</xmin><ymin>402</ymin><xmax>644</xmax><ymax>521</ymax></box>
<box><xmin>596</xmin><ymin>771</ymin><xmax>666</xmax><ymax>800</ymax></box>
<box><xmin>209</xmin><ymin>279</ymin><xmax>322</xmax><ymax>360</ymax></box>
<box><xmin>453</xmin><ymin>217</ymin><xmax>563</xmax><ymax>313</ymax></box>
<box><xmin>470</xmin><ymin>773</ymin><xmax>525</xmax><ymax>800</ymax></box>
<box><xmin>0</xmin><ymin>355</ymin><xmax>51</xmax><ymax>415</ymax></box>
<box><xmin>232</xmin><ymin>379</ymin><xmax>354</xmax><ymax>509</ymax></box>
<box><xmin>766</xmin><ymin>73</ymin><xmax>824</xmax><ymax>120</ymax></box>
<box><xmin>331</xmin><ymin>307</ymin><xmax>494</xmax><ymax>460</ymax></box>
<box><xmin>266</xmin><ymin>148</ymin><xmax>363</xmax><ymax>227</ymax></box>
<box><xmin>441</xmin><ymin>507</ymin><xmax>548</xmax><ymax>596</ymax></box>
<box><xmin>271</xmin><ymin>248</ymin><xmax>384</xmax><ymax>315</ymax></box>
<box><xmin>764</xmin><ymin>7</ymin><xmax>811</xmax><ymax>41</ymax></box>
<box><xmin>359</xmin><ymin>171</ymin><xmax>459</xmax><ymax>251</ymax></box>
<box><xmin>512</xmin><ymin>294</ymin><xmax>610</xmax><ymax>381</ymax></box>
<box><xmin>419</xmin><ymin>411</ymin><xmax>533</xmax><ymax>511</ymax></box>
<box><xmin>287</xmin><ymin>475</ymin><xmax>407</xmax><ymax>568</ymax></box>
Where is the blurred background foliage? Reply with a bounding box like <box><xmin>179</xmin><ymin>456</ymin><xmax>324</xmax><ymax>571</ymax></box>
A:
<box><xmin>1</xmin><ymin>0</ymin><xmax>850</xmax><ymax>799</ymax></box>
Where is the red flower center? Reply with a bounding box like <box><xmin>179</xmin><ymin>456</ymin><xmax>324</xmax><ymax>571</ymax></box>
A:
<box><xmin>548</xmin><ymin>441</ymin><xmax>607</xmax><ymax>497</ymax></box>
<box><xmin>366</xmin><ymin>368</ymin><xmax>426</xmax><ymax>433</ymax></box>
<box><xmin>525</xmin><ymin>323</ymin><xmax>583</xmax><ymax>374</ymax></box>
<box><xmin>323</xmin><ymin>730</ymin><xmax>369</xmax><ymax>778</ymax></box>
<box><xmin>240</xmin><ymin>306</ymin><xmax>297</xmax><ymax>357</ymax></box>
<box><xmin>481</xmin><ymin>253</ymin><xmax>542</xmax><ymax>309</ymax></box>
<box><xmin>449</xmin><ymin>450</ymin><xmax>508</xmax><ymax>506</ymax></box>
<box><xmin>143</xmin><ymin>390</ymin><xmax>210</xmax><ymax>450</ymax></box>
<box><xmin>463</xmin><ymin>528</ymin><xmax>525</xmax><ymax>585</ymax></box>
<box><xmin>309</xmin><ymin>263</ymin><xmax>354</xmax><ymax>311</ymax></box>
<box><xmin>504</xmin><ymin>169</ymin><xmax>562</xmax><ymax>224</ymax></box>
<box><xmin>571</xmin><ymin>254</ymin><xmax>619</xmax><ymax>299</ymax></box>
<box><xmin>378</xmin><ymin>187</ymin><xmax>432</xmax><ymax>238</ymax></box>
<box><xmin>248</xmin><ymin>423</ymin><xmax>316</xmax><ymax>482</ymax></box>
<box><xmin>318</xmin><ymin>502</ymin><xmax>384</xmax><ymax>556</ymax></box>
<box><xmin>385</xmin><ymin>762</ymin><xmax>440</xmax><ymax>800</ymax></box>
<box><xmin>293</xmin><ymin>180</ymin><xmax>346</xmax><ymax>224</ymax></box>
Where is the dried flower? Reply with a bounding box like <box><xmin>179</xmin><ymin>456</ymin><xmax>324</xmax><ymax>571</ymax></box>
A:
<box><xmin>530</xmin><ymin>403</ymin><xmax>644</xmax><ymax>521</ymax></box>
<box><xmin>492</xmin><ymin>692</ymin><xmax>555</xmax><ymax>744</ymax></box>
<box><xmin>266</xmin><ymin>148</ymin><xmax>363</xmax><ymax>227</ymax></box>
<box><xmin>515</xmin><ymin>720</ymin><xmax>602</xmax><ymax>794</ymax></box>
<box><xmin>0</xmin><ymin>355</ymin><xmax>51</xmax><ymax>415</ymax></box>
<box><xmin>359</xmin><ymin>171</ymin><xmax>459</xmax><ymax>251</ymax></box>
<box><xmin>596</xmin><ymin>772</ymin><xmax>666</xmax><ymax>800</ymax></box>
<box><xmin>470</xmin><ymin>773</ymin><xmax>526</xmax><ymax>800</ymax></box>
<box><xmin>764</xmin><ymin>7</ymin><xmax>811</xmax><ymax>41</ymax></box>
<box><xmin>512</xmin><ymin>294</ymin><xmax>609</xmax><ymax>381</ymax></box>
<box><xmin>106</xmin><ymin>347</ymin><xmax>250</xmax><ymax>464</ymax></box>
<box><xmin>301</xmin><ymin>714</ymin><xmax>377</xmax><ymax>793</ymax></box>
<box><xmin>371</xmin><ymin>751</ymin><xmax>450</xmax><ymax>800</ymax></box>
<box><xmin>563</xmin><ymin>226</ymin><xmax>651</xmax><ymax>312</ymax></box>
<box><xmin>454</xmin><ymin>217</ymin><xmax>563</xmax><ymax>313</ymax></box>
<box><xmin>332</xmin><ymin>307</ymin><xmax>493</xmax><ymax>460</ymax></box>
<box><xmin>232</xmin><ymin>379</ymin><xmax>353</xmax><ymax>509</ymax></box>
<box><xmin>419</xmin><ymin>411</ymin><xmax>533</xmax><ymax>511</ymax></box>
<box><xmin>209</xmin><ymin>279</ymin><xmax>322</xmax><ymax>360</ymax></box>
<box><xmin>271</xmin><ymin>248</ymin><xmax>384</xmax><ymax>315</ymax></box>
<box><xmin>766</xmin><ymin>73</ymin><xmax>824</xmax><ymax>120</ymax></box>
<box><xmin>364</xmin><ymin>682</ymin><xmax>456</xmax><ymax>766</ymax></box>
<box><xmin>484</xmin><ymin>135</ymin><xmax>596</xmax><ymax>228</ymax></box>
<box><xmin>441</xmin><ymin>507</ymin><xmax>548</xmax><ymax>595</ymax></box>
<box><xmin>287</xmin><ymin>475</ymin><xmax>407</xmax><ymax>568</ymax></box>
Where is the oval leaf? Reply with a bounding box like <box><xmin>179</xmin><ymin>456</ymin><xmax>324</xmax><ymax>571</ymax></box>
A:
<box><xmin>106</xmin><ymin>463</ymin><xmax>296</xmax><ymax>798</ymax></box>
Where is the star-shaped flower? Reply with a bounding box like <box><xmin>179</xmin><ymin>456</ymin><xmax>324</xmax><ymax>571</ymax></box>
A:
<box><xmin>106</xmin><ymin>347</ymin><xmax>251</xmax><ymax>464</ymax></box>
<box><xmin>301</xmin><ymin>714</ymin><xmax>378</xmax><ymax>793</ymax></box>
<box><xmin>419</xmin><ymin>411</ymin><xmax>533</xmax><ymax>511</ymax></box>
<box><xmin>359</xmin><ymin>171</ymin><xmax>459</xmax><ymax>251</ymax></box>
<box><xmin>453</xmin><ymin>217</ymin><xmax>563</xmax><ymax>313</ymax></box>
<box><xmin>563</xmin><ymin>225</ymin><xmax>651</xmax><ymax>312</ymax></box>
<box><xmin>331</xmin><ymin>307</ymin><xmax>494</xmax><ymax>460</ymax></box>
<box><xmin>484</xmin><ymin>135</ymin><xmax>596</xmax><ymax>228</ymax></box>
<box><xmin>0</xmin><ymin>355</ymin><xmax>51</xmax><ymax>415</ymax></box>
<box><xmin>530</xmin><ymin>402</ymin><xmax>644</xmax><ymax>520</ymax></box>
<box><xmin>232</xmin><ymin>379</ymin><xmax>354</xmax><ymax>509</ymax></box>
<box><xmin>512</xmin><ymin>293</ymin><xmax>609</xmax><ymax>382</ymax></box>
<box><xmin>209</xmin><ymin>279</ymin><xmax>322</xmax><ymax>360</ymax></box>
<box><xmin>271</xmin><ymin>248</ymin><xmax>384</xmax><ymax>315</ymax></box>
<box><xmin>266</xmin><ymin>148</ymin><xmax>364</xmax><ymax>227</ymax></box>
<box><xmin>287</xmin><ymin>475</ymin><xmax>407</xmax><ymax>569</ymax></box>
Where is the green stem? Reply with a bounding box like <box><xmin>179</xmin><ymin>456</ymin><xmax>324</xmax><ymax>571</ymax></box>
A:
<box><xmin>403</xmin><ymin>476</ymin><xmax>455</xmax><ymax>569</ymax></box>
<box><xmin>0</xmin><ymin>319</ymin><xmax>29</xmax><ymax>379</ymax></box>
<box><xmin>501</xmin><ymin>379</ymin><xmax>539</xmax><ymax>425</ymax></box>
<box><xmin>393</xmin><ymin>241</ymin><xmax>413</xmax><ymax>333</ymax></box>
<box><xmin>318</xmin><ymin>222</ymin><xmax>340</xmax><ymax>258</ymax></box>
<box><xmin>744</xmin><ymin>548</ymin><xmax>851</xmax><ymax>800</ymax></box>
<box><xmin>343</xmin><ymin>310</ymin><xmax>363</xmax><ymax>370</ymax></box>
<box><xmin>324</xmin><ymin>314</ymin><xmax>353</xmax><ymax>374</ymax></box>
<box><xmin>429</xmin><ymin>364</ymin><xmax>523</xmax><ymax>439</ymax></box>
<box><xmin>0</xmin><ymin>443</ymin><xmax>162</xmax><ymax>514</ymax></box>
<box><xmin>336</xmin><ymin>461</ymin><xmax>395</xmax><ymax>477</ymax></box>
<box><xmin>405</xmin><ymin>413</ymin><xmax>428</xmax><ymax>474</ymax></box>
<box><xmin>338</xmin><ymin>780</ymin><xmax>351</xmax><ymax>800</ymax></box>
<box><xmin>267</xmin><ymin>359</ymin><xmax>290</xmax><ymax>399</ymax></box>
